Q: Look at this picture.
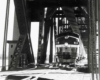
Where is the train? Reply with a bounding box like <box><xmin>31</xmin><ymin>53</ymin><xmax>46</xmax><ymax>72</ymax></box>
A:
<box><xmin>55</xmin><ymin>32</ymin><xmax>80</xmax><ymax>65</ymax></box>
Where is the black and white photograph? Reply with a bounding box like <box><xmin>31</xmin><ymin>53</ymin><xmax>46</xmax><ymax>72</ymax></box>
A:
<box><xmin>0</xmin><ymin>0</ymin><xmax>99</xmax><ymax>80</ymax></box>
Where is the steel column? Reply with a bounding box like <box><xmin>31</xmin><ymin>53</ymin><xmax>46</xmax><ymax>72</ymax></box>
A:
<box><xmin>37</xmin><ymin>21</ymin><xmax>44</xmax><ymax>63</ymax></box>
<box><xmin>40</xmin><ymin>7</ymin><xmax>56</xmax><ymax>64</ymax></box>
<box><xmin>88</xmin><ymin>0</ymin><xmax>93</xmax><ymax>73</ymax></box>
<box><xmin>13</xmin><ymin>0</ymin><xmax>35</xmax><ymax>66</ymax></box>
<box><xmin>14</xmin><ymin>0</ymin><xmax>27</xmax><ymax>34</ymax></box>
<box><xmin>98</xmin><ymin>0</ymin><xmax>100</xmax><ymax>79</ymax></box>
<box><xmin>94</xmin><ymin>0</ymin><xmax>99</xmax><ymax>79</ymax></box>
<box><xmin>89</xmin><ymin>0</ymin><xmax>96</xmax><ymax>80</ymax></box>
<box><xmin>49</xmin><ymin>19</ymin><xmax>53</xmax><ymax>63</ymax></box>
<box><xmin>40</xmin><ymin>19</ymin><xmax>51</xmax><ymax>64</ymax></box>
<box><xmin>87</xmin><ymin>0</ymin><xmax>91</xmax><ymax>73</ymax></box>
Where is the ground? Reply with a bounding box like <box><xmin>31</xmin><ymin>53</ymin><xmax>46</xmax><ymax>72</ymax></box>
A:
<box><xmin>0</xmin><ymin>67</ymin><xmax>91</xmax><ymax>80</ymax></box>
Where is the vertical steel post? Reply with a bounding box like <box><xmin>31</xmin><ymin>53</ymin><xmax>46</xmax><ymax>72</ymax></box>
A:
<box><xmin>37</xmin><ymin>20</ymin><xmax>44</xmax><ymax>63</ymax></box>
<box><xmin>53</xmin><ymin>18</ymin><xmax>57</xmax><ymax>63</ymax></box>
<box><xmin>40</xmin><ymin>19</ymin><xmax>50</xmax><ymax>64</ymax></box>
<box><xmin>94</xmin><ymin>0</ymin><xmax>100</xmax><ymax>80</ymax></box>
<box><xmin>58</xmin><ymin>8</ymin><xmax>60</xmax><ymax>35</ymax></box>
<box><xmin>49</xmin><ymin>19</ymin><xmax>53</xmax><ymax>63</ymax></box>
<box><xmin>2</xmin><ymin>0</ymin><xmax>10</xmax><ymax>71</ymax></box>
<box><xmin>95</xmin><ymin>0</ymin><xmax>99</xmax><ymax>80</ymax></box>
<box><xmin>98</xmin><ymin>0</ymin><xmax>100</xmax><ymax>79</ymax></box>
<box><xmin>14</xmin><ymin>0</ymin><xmax>35</xmax><ymax>64</ymax></box>
<box><xmin>89</xmin><ymin>0</ymin><xmax>96</xmax><ymax>79</ymax></box>
<box><xmin>22</xmin><ymin>0</ymin><xmax>35</xmax><ymax>62</ymax></box>
<box><xmin>87</xmin><ymin>0</ymin><xmax>91</xmax><ymax>72</ymax></box>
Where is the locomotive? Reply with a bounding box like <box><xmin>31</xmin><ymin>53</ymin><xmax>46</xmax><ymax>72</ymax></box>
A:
<box><xmin>55</xmin><ymin>32</ymin><xmax>79</xmax><ymax>65</ymax></box>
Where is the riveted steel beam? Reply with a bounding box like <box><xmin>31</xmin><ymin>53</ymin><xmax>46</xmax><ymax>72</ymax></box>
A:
<box><xmin>14</xmin><ymin>0</ymin><xmax>28</xmax><ymax>34</ymax></box>
<box><xmin>14</xmin><ymin>0</ymin><xmax>35</xmax><ymax>65</ymax></box>
<box><xmin>98</xmin><ymin>0</ymin><xmax>100</xmax><ymax>79</ymax></box>
<box><xmin>49</xmin><ymin>19</ymin><xmax>53</xmax><ymax>63</ymax></box>
<box><xmin>28</xmin><ymin>0</ymin><xmax>88</xmax><ymax>7</ymax></box>
<box><xmin>88</xmin><ymin>0</ymin><xmax>97</xmax><ymax>79</ymax></box>
<box><xmin>40</xmin><ymin>19</ymin><xmax>51</xmax><ymax>63</ymax></box>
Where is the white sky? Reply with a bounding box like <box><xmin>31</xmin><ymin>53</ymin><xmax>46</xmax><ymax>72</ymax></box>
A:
<box><xmin>31</xmin><ymin>22</ymin><xmax>39</xmax><ymax>64</ymax></box>
<box><xmin>0</xmin><ymin>0</ymin><xmax>7</xmax><ymax>70</ymax></box>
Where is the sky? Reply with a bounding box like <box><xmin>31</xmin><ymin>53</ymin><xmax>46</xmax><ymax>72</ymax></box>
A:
<box><xmin>0</xmin><ymin>0</ymin><xmax>7</xmax><ymax>70</ymax></box>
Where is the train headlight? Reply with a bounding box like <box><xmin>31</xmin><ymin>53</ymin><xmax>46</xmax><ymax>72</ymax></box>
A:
<box><xmin>65</xmin><ymin>43</ymin><xmax>68</xmax><ymax>46</ymax></box>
